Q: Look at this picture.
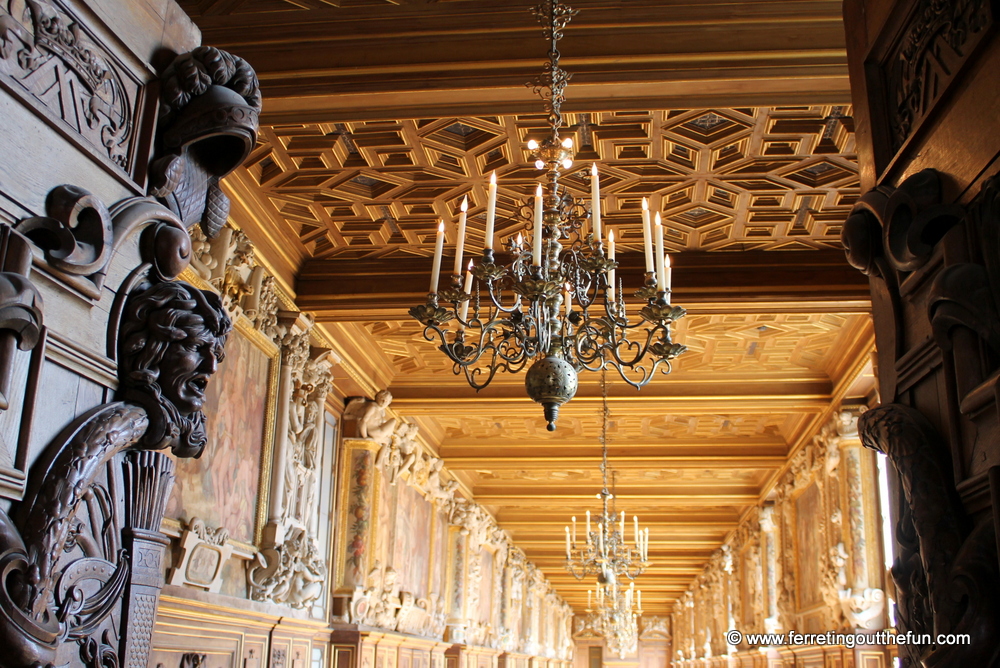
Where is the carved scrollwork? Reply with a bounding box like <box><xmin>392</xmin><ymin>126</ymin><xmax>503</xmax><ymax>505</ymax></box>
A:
<box><xmin>0</xmin><ymin>270</ymin><xmax>230</xmax><ymax>667</ymax></box>
<box><xmin>0</xmin><ymin>0</ymin><xmax>140</xmax><ymax>171</ymax></box>
<box><xmin>18</xmin><ymin>185</ymin><xmax>114</xmax><ymax>276</ymax></box>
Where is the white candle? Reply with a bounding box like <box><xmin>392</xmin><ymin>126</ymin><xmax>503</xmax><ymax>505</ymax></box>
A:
<box><xmin>457</xmin><ymin>261</ymin><xmax>474</xmax><ymax>327</ymax></box>
<box><xmin>644</xmin><ymin>527</ymin><xmax>650</xmax><ymax>560</ymax></box>
<box><xmin>654</xmin><ymin>212</ymin><xmax>666</xmax><ymax>292</ymax></box>
<box><xmin>532</xmin><ymin>183</ymin><xmax>543</xmax><ymax>266</ymax></box>
<box><xmin>598</xmin><ymin>523</ymin><xmax>605</xmax><ymax>556</ymax></box>
<box><xmin>607</xmin><ymin>229</ymin><xmax>616</xmax><ymax>303</ymax></box>
<box><xmin>665</xmin><ymin>251</ymin><xmax>672</xmax><ymax>298</ymax></box>
<box><xmin>565</xmin><ymin>527</ymin><xmax>571</xmax><ymax>558</ymax></box>
<box><xmin>637</xmin><ymin>590</ymin><xmax>642</xmax><ymax>611</ymax></box>
<box><xmin>633</xmin><ymin>516</ymin><xmax>639</xmax><ymax>545</ymax></box>
<box><xmin>588</xmin><ymin>590</ymin><xmax>592</xmax><ymax>611</ymax></box>
<box><xmin>591</xmin><ymin>163</ymin><xmax>602</xmax><ymax>243</ymax></box>
<box><xmin>620</xmin><ymin>510</ymin><xmax>625</xmax><ymax>537</ymax></box>
<box><xmin>571</xmin><ymin>515</ymin><xmax>577</xmax><ymax>545</ymax></box>
<box><xmin>564</xmin><ymin>284</ymin><xmax>572</xmax><ymax>315</ymax></box>
<box><xmin>430</xmin><ymin>220</ymin><xmax>445</xmax><ymax>293</ymax></box>
<box><xmin>641</xmin><ymin>198</ymin><xmax>653</xmax><ymax>272</ymax></box>
<box><xmin>485</xmin><ymin>171</ymin><xmax>497</xmax><ymax>250</ymax></box>
<box><xmin>453</xmin><ymin>196</ymin><xmax>468</xmax><ymax>276</ymax></box>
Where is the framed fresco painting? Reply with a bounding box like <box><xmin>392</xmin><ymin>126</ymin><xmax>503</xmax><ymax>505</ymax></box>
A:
<box><xmin>164</xmin><ymin>312</ymin><xmax>279</xmax><ymax>550</ymax></box>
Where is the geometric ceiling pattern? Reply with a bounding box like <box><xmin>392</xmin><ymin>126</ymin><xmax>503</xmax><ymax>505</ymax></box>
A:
<box><xmin>242</xmin><ymin>105</ymin><xmax>857</xmax><ymax>260</ymax></box>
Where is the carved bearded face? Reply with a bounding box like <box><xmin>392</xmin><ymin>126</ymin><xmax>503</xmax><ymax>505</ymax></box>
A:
<box><xmin>158</xmin><ymin>326</ymin><xmax>225</xmax><ymax>414</ymax></box>
<box><xmin>118</xmin><ymin>281</ymin><xmax>231</xmax><ymax>455</ymax></box>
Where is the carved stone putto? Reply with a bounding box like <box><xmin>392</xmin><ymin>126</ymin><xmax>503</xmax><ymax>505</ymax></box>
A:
<box><xmin>344</xmin><ymin>390</ymin><xmax>397</xmax><ymax>445</ymax></box>
<box><xmin>248</xmin><ymin>527</ymin><xmax>326</xmax><ymax>609</ymax></box>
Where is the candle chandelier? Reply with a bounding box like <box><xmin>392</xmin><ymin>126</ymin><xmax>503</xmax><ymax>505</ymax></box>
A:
<box><xmin>586</xmin><ymin>580</ymin><xmax>641</xmax><ymax>659</ymax></box>
<box><xmin>408</xmin><ymin>0</ymin><xmax>687</xmax><ymax>431</ymax></box>
<box><xmin>568</xmin><ymin>373</ymin><xmax>644</xmax><ymax>659</ymax></box>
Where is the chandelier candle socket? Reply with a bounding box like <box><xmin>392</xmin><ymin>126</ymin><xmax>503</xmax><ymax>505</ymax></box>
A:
<box><xmin>408</xmin><ymin>0</ymin><xmax>687</xmax><ymax>430</ymax></box>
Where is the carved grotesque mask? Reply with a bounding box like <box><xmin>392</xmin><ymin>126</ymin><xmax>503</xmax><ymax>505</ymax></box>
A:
<box><xmin>118</xmin><ymin>281</ymin><xmax>232</xmax><ymax>456</ymax></box>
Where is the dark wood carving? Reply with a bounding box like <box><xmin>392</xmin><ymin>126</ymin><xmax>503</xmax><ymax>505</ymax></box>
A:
<box><xmin>843</xmin><ymin>169</ymin><xmax>1000</xmax><ymax>665</ymax></box>
<box><xmin>0</xmin><ymin>227</ymin><xmax>231</xmax><ymax>666</ymax></box>
<box><xmin>16</xmin><ymin>185</ymin><xmax>192</xmax><ymax>299</ymax></box>
<box><xmin>880</xmin><ymin>0</ymin><xmax>994</xmax><ymax>153</ymax></box>
<box><xmin>860</xmin><ymin>404</ymin><xmax>999</xmax><ymax>666</ymax></box>
<box><xmin>151</xmin><ymin>46</ymin><xmax>261</xmax><ymax>238</ymax></box>
<box><xmin>0</xmin><ymin>0</ymin><xmax>145</xmax><ymax>176</ymax></box>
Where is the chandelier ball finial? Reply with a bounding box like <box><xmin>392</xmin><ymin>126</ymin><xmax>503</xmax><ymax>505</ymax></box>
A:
<box><xmin>525</xmin><ymin>355</ymin><xmax>578</xmax><ymax>430</ymax></box>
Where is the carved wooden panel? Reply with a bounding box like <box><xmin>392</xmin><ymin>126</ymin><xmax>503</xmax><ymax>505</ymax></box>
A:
<box><xmin>0</xmin><ymin>0</ymin><xmax>152</xmax><ymax>186</ymax></box>
<box><xmin>876</xmin><ymin>0</ymin><xmax>994</xmax><ymax>154</ymax></box>
<box><xmin>235</xmin><ymin>106</ymin><xmax>857</xmax><ymax>260</ymax></box>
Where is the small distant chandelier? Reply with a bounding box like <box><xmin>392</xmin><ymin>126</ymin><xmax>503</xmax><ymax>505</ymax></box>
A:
<box><xmin>567</xmin><ymin>372</ymin><xmax>645</xmax><ymax>658</ymax></box>
<box><xmin>409</xmin><ymin>0</ymin><xmax>686</xmax><ymax>431</ymax></box>
<box><xmin>587</xmin><ymin>579</ymin><xmax>641</xmax><ymax>659</ymax></box>
<box><xmin>564</xmin><ymin>372</ymin><xmax>649</xmax><ymax>582</ymax></box>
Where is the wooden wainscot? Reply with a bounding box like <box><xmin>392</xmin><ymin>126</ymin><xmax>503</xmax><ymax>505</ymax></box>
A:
<box><xmin>331</xmin><ymin>629</ymin><xmax>451</xmax><ymax>668</ymax></box>
<box><xmin>151</xmin><ymin>586</ymin><xmax>329</xmax><ymax>668</ymax></box>
<box><xmin>446</xmin><ymin>643</ymin><xmax>501</xmax><ymax>668</ymax></box>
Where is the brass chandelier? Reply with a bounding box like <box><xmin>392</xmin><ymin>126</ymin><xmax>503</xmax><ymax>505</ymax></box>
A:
<box><xmin>409</xmin><ymin>0</ymin><xmax>686</xmax><ymax>430</ymax></box>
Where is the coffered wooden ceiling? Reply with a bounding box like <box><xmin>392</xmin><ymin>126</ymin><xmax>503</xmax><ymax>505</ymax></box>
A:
<box><xmin>194</xmin><ymin>0</ymin><xmax>873</xmax><ymax>616</ymax></box>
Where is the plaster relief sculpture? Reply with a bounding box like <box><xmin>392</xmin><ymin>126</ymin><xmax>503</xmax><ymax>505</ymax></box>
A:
<box><xmin>839</xmin><ymin>587</ymin><xmax>885</xmax><ymax>630</ymax></box>
<box><xmin>169</xmin><ymin>517</ymin><xmax>233</xmax><ymax>593</ymax></box>
<box><xmin>375</xmin><ymin>420</ymin><xmax>419</xmax><ymax>485</ymax></box>
<box><xmin>0</xmin><ymin>274</ymin><xmax>231</xmax><ymax>668</ymax></box>
<box><xmin>426</xmin><ymin>457</ymin><xmax>459</xmax><ymax>505</ymax></box>
<box><xmin>152</xmin><ymin>47</ymin><xmax>261</xmax><ymax>238</ymax></box>
<box><xmin>344</xmin><ymin>390</ymin><xmax>396</xmax><ymax>445</ymax></box>
<box><xmin>248</xmin><ymin>526</ymin><xmax>326</xmax><ymax>610</ymax></box>
<box><xmin>249</xmin><ymin>314</ymin><xmax>332</xmax><ymax>610</ymax></box>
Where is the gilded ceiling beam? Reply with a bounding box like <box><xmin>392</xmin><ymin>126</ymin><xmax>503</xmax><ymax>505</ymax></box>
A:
<box><xmin>296</xmin><ymin>249</ymin><xmax>868</xmax><ymax>320</ymax></box>
<box><xmin>443</xmin><ymin>454</ymin><xmax>785</xmax><ymax>469</ymax></box>
<box><xmin>189</xmin><ymin>1</ymin><xmax>849</xmax><ymax>122</ymax></box>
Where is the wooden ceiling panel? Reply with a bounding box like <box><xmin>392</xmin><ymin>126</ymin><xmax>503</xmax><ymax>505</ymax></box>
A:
<box><xmin>236</xmin><ymin>106</ymin><xmax>856</xmax><ymax>265</ymax></box>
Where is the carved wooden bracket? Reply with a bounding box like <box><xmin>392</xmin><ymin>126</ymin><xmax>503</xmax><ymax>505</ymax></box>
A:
<box><xmin>151</xmin><ymin>47</ymin><xmax>261</xmax><ymax>239</ymax></box>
